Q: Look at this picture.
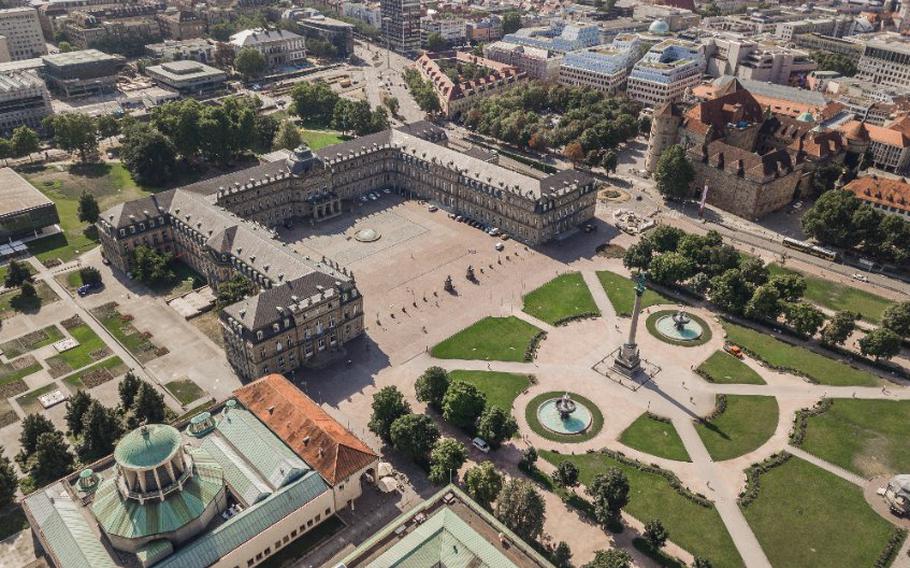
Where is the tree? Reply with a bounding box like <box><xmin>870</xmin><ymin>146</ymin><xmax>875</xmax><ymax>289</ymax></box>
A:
<box><xmin>442</xmin><ymin>380</ymin><xmax>487</xmax><ymax>430</ymax></box>
<box><xmin>77</xmin><ymin>191</ymin><xmax>100</xmax><ymax>224</ymax></box>
<box><xmin>65</xmin><ymin>389</ymin><xmax>93</xmax><ymax>436</ymax></box>
<box><xmin>272</xmin><ymin>119</ymin><xmax>301</xmax><ymax>150</ymax></box>
<box><xmin>290</xmin><ymin>81</ymin><xmax>340</xmax><ymax>124</ymax></box>
<box><xmin>692</xmin><ymin>558</ymin><xmax>714</xmax><ymax>568</ymax></box>
<box><xmin>426</xmin><ymin>32</ymin><xmax>447</xmax><ymax>52</ymax></box>
<box><xmin>79</xmin><ymin>266</ymin><xmax>102</xmax><ymax>287</ymax></box>
<box><xmin>369</xmin><ymin>107</ymin><xmax>390</xmax><ymax>133</ymax></box>
<box><xmin>130</xmin><ymin>381</ymin><xmax>166</xmax><ymax>427</ymax></box>
<box><xmin>0</xmin><ymin>137</ymin><xmax>11</xmax><ymax>165</ymax></box>
<box><xmin>554</xmin><ymin>460</ymin><xmax>579</xmax><ymax>488</ymax></box>
<box><xmin>96</xmin><ymin>114</ymin><xmax>120</xmax><ymax>141</ymax></box>
<box><xmin>519</xmin><ymin>446</ymin><xmax>538</xmax><ymax>471</ymax></box>
<box><xmin>10</xmin><ymin>126</ymin><xmax>40</xmax><ymax>158</ymax></box>
<box><xmin>812</xmin><ymin>51</ymin><xmax>857</xmax><ymax>76</ymax></box>
<box><xmin>553</xmin><ymin>542</ymin><xmax>573</xmax><ymax>568</ymax></box>
<box><xmin>585</xmin><ymin>549</ymin><xmax>631</xmax><ymax>568</ymax></box>
<box><xmin>119</xmin><ymin>371</ymin><xmax>141</xmax><ymax>409</ymax></box>
<box><xmin>883</xmin><ymin>302</ymin><xmax>910</xmax><ymax>338</ymax></box>
<box><xmin>476</xmin><ymin>405</ymin><xmax>518</xmax><ymax>448</ymax></box>
<box><xmin>4</xmin><ymin>259</ymin><xmax>31</xmax><ymax>287</ymax></box>
<box><xmin>211</xmin><ymin>22</ymin><xmax>235</xmax><ymax>42</ymax></box>
<box><xmin>738</xmin><ymin>256</ymin><xmax>769</xmax><ymax>287</ymax></box>
<box><xmin>383</xmin><ymin>95</ymin><xmax>399</xmax><ymax>116</ymax></box>
<box><xmin>415</xmin><ymin>366</ymin><xmax>450</xmax><ymax>410</ymax></box>
<box><xmin>744</xmin><ymin>284</ymin><xmax>782</xmax><ymax>321</ymax></box>
<box><xmin>389</xmin><ymin>413</ymin><xmax>439</xmax><ymax>463</ymax></box>
<box><xmin>464</xmin><ymin>461</ymin><xmax>503</xmax><ymax>509</ymax></box>
<box><xmin>495</xmin><ymin>478</ymin><xmax>546</xmax><ymax>541</ymax></box>
<box><xmin>708</xmin><ymin>269</ymin><xmax>753</xmax><ymax>315</ymax></box>
<box><xmin>18</xmin><ymin>281</ymin><xmax>36</xmax><ymax>300</ymax></box>
<box><xmin>44</xmin><ymin>113</ymin><xmax>99</xmax><ymax>162</ymax></box>
<box><xmin>129</xmin><ymin>245</ymin><xmax>174</xmax><ymax>284</ymax></box>
<box><xmin>654</xmin><ymin>145</ymin><xmax>694</xmax><ymax>199</ymax></box>
<box><xmin>563</xmin><ymin>141</ymin><xmax>585</xmax><ymax>164</ymax></box>
<box><xmin>120</xmin><ymin>124</ymin><xmax>177</xmax><ymax>185</ymax></box>
<box><xmin>58</xmin><ymin>41</ymin><xmax>73</xmax><ymax>52</ymax></box>
<box><xmin>811</xmin><ymin>162</ymin><xmax>844</xmax><ymax>197</ymax></box>
<box><xmin>17</xmin><ymin>414</ymin><xmax>56</xmax><ymax>465</ymax></box>
<box><xmin>801</xmin><ymin>189</ymin><xmax>861</xmax><ymax>248</ymax></box>
<box><xmin>502</xmin><ymin>11</ymin><xmax>522</xmax><ymax>34</ymax></box>
<box><xmin>27</xmin><ymin>431</ymin><xmax>74</xmax><ymax>485</ymax></box>
<box><xmin>647</xmin><ymin>252</ymin><xmax>694</xmax><ymax>286</ymax></box>
<box><xmin>216</xmin><ymin>274</ymin><xmax>257</xmax><ymax>308</ymax></box>
<box><xmin>235</xmin><ymin>47</ymin><xmax>267</xmax><ymax>79</ymax></box>
<box><xmin>587</xmin><ymin>468</ymin><xmax>630</xmax><ymax>526</ymax></box>
<box><xmin>77</xmin><ymin>400</ymin><xmax>123</xmax><ymax>462</ymax></box>
<box><xmin>646</xmin><ymin>225</ymin><xmax>684</xmax><ymax>253</ymax></box>
<box><xmin>768</xmin><ymin>273</ymin><xmax>806</xmax><ymax>302</ymax></box>
<box><xmin>859</xmin><ymin>328</ymin><xmax>902</xmax><ymax>361</ymax></box>
<box><xmin>821</xmin><ymin>311</ymin><xmax>858</xmax><ymax>346</ymax></box>
<box><xmin>428</xmin><ymin>437</ymin><xmax>467</xmax><ymax>484</ymax></box>
<box><xmin>623</xmin><ymin>241</ymin><xmax>653</xmax><ymax>271</ymax></box>
<box><xmin>784</xmin><ymin>302</ymin><xmax>825</xmax><ymax>337</ymax></box>
<box><xmin>643</xmin><ymin>518</ymin><xmax>669</xmax><ymax>550</ymax></box>
<box><xmin>601</xmin><ymin>150</ymin><xmax>618</xmax><ymax>173</ymax></box>
<box><xmin>0</xmin><ymin>448</ymin><xmax>17</xmax><ymax>508</ymax></box>
<box><xmin>368</xmin><ymin>386</ymin><xmax>411</xmax><ymax>441</ymax></box>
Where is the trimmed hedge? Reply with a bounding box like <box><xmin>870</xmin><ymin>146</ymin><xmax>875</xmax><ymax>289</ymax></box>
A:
<box><xmin>876</xmin><ymin>528</ymin><xmax>908</xmax><ymax>568</ymax></box>
<box><xmin>788</xmin><ymin>398</ymin><xmax>833</xmax><ymax>446</ymax></box>
<box><xmin>553</xmin><ymin>312</ymin><xmax>600</xmax><ymax>327</ymax></box>
<box><xmin>525</xmin><ymin>330</ymin><xmax>547</xmax><ymax>361</ymax></box>
<box><xmin>739</xmin><ymin>452</ymin><xmax>791</xmax><ymax>508</ymax></box>
<box><xmin>700</xmin><ymin>394</ymin><xmax>727</xmax><ymax>423</ymax></box>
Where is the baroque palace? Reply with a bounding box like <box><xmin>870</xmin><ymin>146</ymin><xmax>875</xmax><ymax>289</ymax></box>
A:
<box><xmin>97</xmin><ymin>121</ymin><xmax>596</xmax><ymax>380</ymax></box>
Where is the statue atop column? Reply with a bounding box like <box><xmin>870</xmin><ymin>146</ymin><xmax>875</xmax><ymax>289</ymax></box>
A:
<box><xmin>614</xmin><ymin>272</ymin><xmax>645</xmax><ymax>376</ymax></box>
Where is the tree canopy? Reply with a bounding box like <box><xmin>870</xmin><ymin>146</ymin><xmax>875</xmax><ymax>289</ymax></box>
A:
<box><xmin>390</xmin><ymin>413</ymin><xmax>439</xmax><ymax>463</ymax></box>
<box><xmin>234</xmin><ymin>47</ymin><xmax>268</xmax><ymax>79</ymax></box>
<box><xmin>655</xmin><ymin>145</ymin><xmax>694</xmax><ymax>199</ymax></box>
<box><xmin>129</xmin><ymin>245</ymin><xmax>175</xmax><ymax>284</ymax></box>
<box><xmin>442</xmin><ymin>380</ymin><xmax>487</xmax><ymax>430</ymax></box>
<box><xmin>494</xmin><ymin>478</ymin><xmax>546</xmax><ymax>541</ymax></box>
<box><xmin>464</xmin><ymin>461</ymin><xmax>503</xmax><ymax>509</ymax></box>
<box><xmin>415</xmin><ymin>366</ymin><xmax>450</xmax><ymax>410</ymax></box>
<box><xmin>369</xmin><ymin>386</ymin><xmax>411</xmax><ymax>441</ymax></box>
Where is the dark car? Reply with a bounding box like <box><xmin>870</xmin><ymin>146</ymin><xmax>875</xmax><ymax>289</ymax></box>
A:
<box><xmin>77</xmin><ymin>282</ymin><xmax>102</xmax><ymax>297</ymax></box>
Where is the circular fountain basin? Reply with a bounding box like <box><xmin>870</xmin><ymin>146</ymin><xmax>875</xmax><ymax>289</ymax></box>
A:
<box><xmin>654</xmin><ymin>313</ymin><xmax>704</xmax><ymax>342</ymax></box>
<box><xmin>536</xmin><ymin>398</ymin><xmax>593</xmax><ymax>435</ymax></box>
<box><xmin>354</xmin><ymin>228</ymin><xmax>381</xmax><ymax>242</ymax></box>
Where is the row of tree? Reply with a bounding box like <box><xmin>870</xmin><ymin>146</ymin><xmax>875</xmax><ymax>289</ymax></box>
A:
<box><xmin>402</xmin><ymin>68</ymin><xmax>442</xmax><ymax>115</ymax></box>
<box><xmin>288</xmin><ymin>81</ymin><xmax>390</xmax><ymax>136</ymax></box>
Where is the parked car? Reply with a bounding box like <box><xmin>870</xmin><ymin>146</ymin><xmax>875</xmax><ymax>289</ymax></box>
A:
<box><xmin>851</xmin><ymin>273</ymin><xmax>869</xmax><ymax>283</ymax></box>
<box><xmin>472</xmin><ymin>437</ymin><xmax>490</xmax><ymax>453</ymax></box>
<box><xmin>494</xmin><ymin>242</ymin><xmax>504</xmax><ymax>251</ymax></box>
<box><xmin>77</xmin><ymin>282</ymin><xmax>102</xmax><ymax>297</ymax></box>
<box><xmin>427</xmin><ymin>205</ymin><xmax>438</xmax><ymax>212</ymax></box>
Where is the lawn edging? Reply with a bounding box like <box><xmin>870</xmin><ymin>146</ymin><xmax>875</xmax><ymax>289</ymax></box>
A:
<box><xmin>698</xmin><ymin>394</ymin><xmax>727</xmax><ymax>423</ymax></box>
<box><xmin>645</xmin><ymin>310</ymin><xmax>713</xmax><ymax>347</ymax></box>
<box><xmin>788</xmin><ymin>398</ymin><xmax>833</xmax><ymax>446</ymax></box>
<box><xmin>525</xmin><ymin>330</ymin><xmax>547</xmax><ymax>362</ymax></box>
<box><xmin>553</xmin><ymin>312</ymin><xmax>599</xmax><ymax>327</ymax></box>
<box><xmin>524</xmin><ymin>391</ymin><xmax>603</xmax><ymax>443</ymax></box>
<box><xmin>739</xmin><ymin>451</ymin><xmax>791</xmax><ymax>507</ymax></box>
<box><xmin>876</xmin><ymin>528</ymin><xmax>908</xmax><ymax>568</ymax></box>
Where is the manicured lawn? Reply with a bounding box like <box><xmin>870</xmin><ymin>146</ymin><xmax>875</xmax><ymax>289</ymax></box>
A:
<box><xmin>742</xmin><ymin>456</ymin><xmax>898</xmax><ymax>568</ymax></box>
<box><xmin>15</xmin><ymin>383</ymin><xmax>59</xmax><ymax>415</ymax></box>
<box><xmin>620</xmin><ymin>413</ymin><xmax>691</xmax><ymax>462</ymax></box>
<box><xmin>44</xmin><ymin>323</ymin><xmax>107</xmax><ymax>375</ymax></box>
<box><xmin>0</xmin><ymin>281</ymin><xmax>59</xmax><ymax>319</ymax></box>
<box><xmin>541</xmin><ymin>450</ymin><xmax>743</xmax><ymax>568</ymax></box>
<box><xmin>301</xmin><ymin>129</ymin><xmax>347</xmax><ymax>150</ymax></box>
<box><xmin>802</xmin><ymin>399</ymin><xmax>910</xmax><ymax>479</ymax></box>
<box><xmin>596</xmin><ymin>270</ymin><xmax>671</xmax><ymax>317</ymax></box>
<box><xmin>0</xmin><ymin>325</ymin><xmax>63</xmax><ymax>358</ymax></box>
<box><xmin>695</xmin><ymin>395</ymin><xmax>778</xmax><ymax>461</ymax></box>
<box><xmin>0</xmin><ymin>262</ymin><xmax>35</xmax><ymax>285</ymax></box>
<box><xmin>164</xmin><ymin>378</ymin><xmax>206</xmax><ymax>405</ymax></box>
<box><xmin>448</xmin><ymin>370</ymin><xmax>530</xmax><ymax>413</ymax></box>
<box><xmin>696</xmin><ymin>351</ymin><xmax>766</xmax><ymax>385</ymax></box>
<box><xmin>521</xmin><ymin>272</ymin><xmax>599</xmax><ymax>325</ymax></box>
<box><xmin>723</xmin><ymin>322</ymin><xmax>880</xmax><ymax>387</ymax></box>
<box><xmin>62</xmin><ymin>356</ymin><xmax>127</xmax><ymax>391</ymax></box>
<box><xmin>525</xmin><ymin>391</ymin><xmax>604</xmax><ymax>443</ymax></box>
<box><xmin>431</xmin><ymin>316</ymin><xmax>543</xmax><ymax>362</ymax></box>
<box><xmin>147</xmin><ymin>260</ymin><xmax>206</xmax><ymax>297</ymax></box>
<box><xmin>768</xmin><ymin>264</ymin><xmax>893</xmax><ymax>324</ymax></box>
<box><xmin>0</xmin><ymin>361</ymin><xmax>41</xmax><ymax>386</ymax></box>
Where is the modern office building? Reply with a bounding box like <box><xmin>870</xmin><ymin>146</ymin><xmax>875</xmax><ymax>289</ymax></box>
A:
<box><xmin>41</xmin><ymin>48</ymin><xmax>125</xmax><ymax>97</ymax></box>
<box><xmin>0</xmin><ymin>70</ymin><xmax>52</xmax><ymax>133</ymax></box>
<box><xmin>702</xmin><ymin>35</ymin><xmax>816</xmax><ymax>86</ymax></box>
<box><xmin>21</xmin><ymin>373</ymin><xmax>379</xmax><ymax>568</ymax></box>
<box><xmin>0</xmin><ymin>7</ymin><xmax>47</xmax><ymax>62</ymax></box>
<box><xmin>145</xmin><ymin>60</ymin><xmax>227</xmax><ymax>95</ymax></box>
<box><xmin>341</xmin><ymin>1</ymin><xmax>382</xmax><ymax>29</ymax></box>
<box><xmin>626</xmin><ymin>38</ymin><xmax>705</xmax><ymax>107</ymax></box>
<box><xmin>415</xmin><ymin>51</ymin><xmax>527</xmax><ymax>118</ymax></box>
<box><xmin>484</xmin><ymin>40</ymin><xmax>562</xmax><ymax>80</ymax></box>
<box><xmin>503</xmin><ymin>22</ymin><xmax>601</xmax><ymax>53</ymax></box>
<box><xmin>558</xmin><ymin>34</ymin><xmax>642</xmax><ymax>94</ymax></box>
<box><xmin>381</xmin><ymin>0</ymin><xmax>421</xmax><ymax>53</ymax></box>
<box><xmin>0</xmin><ymin>167</ymin><xmax>59</xmax><ymax>239</ymax></box>
<box><xmin>295</xmin><ymin>12</ymin><xmax>355</xmax><ymax>59</ymax></box>
<box><xmin>145</xmin><ymin>38</ymin><xmax>217</xmax><ymax>64</ymax></box>
<box><xmin>229</xmin><ymin>28</ymin><xmax>306</xmax><ymax>68</ymax></box>
<box><xmin>856</xmin><ymin>34</ymin><xmax>910</xmax><ymax>91</ymax></box>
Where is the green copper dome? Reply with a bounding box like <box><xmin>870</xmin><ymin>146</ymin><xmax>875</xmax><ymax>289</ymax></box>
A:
<box><xmin>114</xmin><ymin>424</ymin><xmax>182</xmax><ymax>470</ymax></box>
<box><xmin>796</xmin><ymin>111</ymin><xmax>815</xmax><ymax>123</ymax></box>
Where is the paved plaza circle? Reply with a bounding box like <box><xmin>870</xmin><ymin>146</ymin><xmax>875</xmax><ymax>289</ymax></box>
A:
<box><xmin>646</xmin><ymin>309</ymin><xmax>712</xmax><ymax>347</ymax></box>
<box><xmin>525</xmin><ymin>391</ymin><xmax>604</xmax><ymax>443</ymax></box>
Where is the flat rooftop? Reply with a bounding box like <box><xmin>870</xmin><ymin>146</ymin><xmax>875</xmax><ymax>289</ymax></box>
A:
<box><xmin>42</xmin><ymin>49</ymin><xmax>124</xmax><ymax>68</ymax></box>
<box><xmin>147</xmin><ymin>60</ymin><xmax>226</xmax><ymax>81</ymax></box>
<box><xmin>0</xmin><ymin>167</ymin><xmax>53</xmax><ymax>218</ymax></box>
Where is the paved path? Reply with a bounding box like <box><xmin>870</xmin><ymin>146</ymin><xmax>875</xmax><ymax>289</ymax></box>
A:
<box><xmin>785</xmin><ymin>446</ymin><xmax>867</xmax><ymax>487</ymax></box>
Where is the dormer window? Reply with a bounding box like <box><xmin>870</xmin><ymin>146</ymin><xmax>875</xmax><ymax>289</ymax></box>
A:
<box><xmin>284</xmin><ymin>318</ymin><xmax>290</xmax><ymax>328</ymax></box>
<box><xmin>256</xmin><ymin>330</ymin><xmax>264</xmax><ymax>340</ymax></box>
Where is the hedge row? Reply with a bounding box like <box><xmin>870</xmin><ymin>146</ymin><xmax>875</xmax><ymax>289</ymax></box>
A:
<box><xmin>739</xmin><ymin>451</ymin><xmax>791</xmax><ymax>508</ymax></box>
<box><xmin>875</xmin><ymin>528</ymin><xmax>908</xmax><ymax>568</ymax></box>
<box><xmin>553</xmin><ymin>312</ymin><xmax>600</xmax><ymax>327</ymax></box>
<box><xmin>599</xmin><ymin>448</ymin><xmax>713</xmax><ymax>508</ymax></box>
<box><xmin>788</xmin><ymin>398</ymin><xmax>833</xmax><ymax>446</ymax></box>
<box><xmin>699</xmin><ymin>394</ymin><xmax>727</xmax><ymax>423</ymax></box>
<box><xmin>525</xmin><ymin>330</ymin><xmax>547</xmax><ymax>362</ymax></box>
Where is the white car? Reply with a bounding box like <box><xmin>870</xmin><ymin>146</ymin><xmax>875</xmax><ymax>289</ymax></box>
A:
<box><xmin>427</xmin><ymin>205</ymin><xmax>438</xmax><ymax>212</ymax></box>
<box><xmin>494</xmin><ymin>242</ymin><xmax>505</xmax><ymax>252</ymax></box>
<box><xmin>472</xmin><ymin>437</ymin><xmax>490</xmax><ymax>453</ymax></box>
<box><xmin>851</xmin><ymin>273</ymin><xmax>869</xmax><ymax>283</ymax></box>
<box><xmin>383</xmin><ymin>188</ymin><xmax>391</xmax><ymax>194</ymax></box>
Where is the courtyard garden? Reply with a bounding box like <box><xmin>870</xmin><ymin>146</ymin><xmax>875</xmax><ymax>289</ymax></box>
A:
<box><xmin>521</xmin><ymin>272</ymin><xmax>599</xmax><ymax>325</ymax></box>
<box><xmin>62</xmin><ymin>356</ymin><xmax>127</xmax><ymax>392</ymax></box>
<box><xmin>768</xmin><ymin>264</ymin><xmax>893</xmax><ymax>324</ymax></box>
<box><xmin>696</xmin><ymin>351</ymin><xmax>766</xmax><ymax>385</ymax></box>
<box><xmin>164</xmin><ymin>377</ymin><xmax>207</xmax><ymax>406</ymax></box>
<box><xmin>15</xmin><ymin>383</ymin><xmax>59</xmax><ymax>415</ymax></box>
<box><xmin>92</xmin><ymin>302</ymin><xmax>165</xmax><ymax>363</ymax></box>
<box><xmin>541</xmin><ymin>450</ymin><xmax>743</xmax><ymax>568</ymax></box>
<box><xmin>620</xmin><ymin>413</ymin><xmax>690</xmax><ymax>462</ymax></box>
<box><xmin>44</xmin><ymin>316</ymin><xmax>110</xmax><ymax>377</ymax></box>
<box><xmin>596</xmin><ymin>270</ymin><xmax>671</xmax><ymax>317</ymax></box>
<box><xmin>301</xmin><ymin>129</ymin><xmax>347</xmax><ymax>150</ymax></box>
<box><xmin>695</xmin><ymin>395</ymin><xmax>779</xmax><ymax>461</ymax></box>
<box><xmin>525</xmin><ymin>391</ymin><xmax>604</xmax><ymax>443</ymax></box>
<box><xmin>0</xmin><ymin>325</ymin><xmax>63</xmax><ymax>358</ymax></box>
<box><xmin>799</xmin><ymin>399</ymin><xmax>910</xmax><ymax>479</ymax></box>
<box><xmin>431</xmin><ymin>316</ymin><xmax>544</xmax><ymax>362</ymax></box>
<box><xmin>741</xmin><ymin>455</ymin><xmax>901</xmax><ymax>568</ymax></box>
<box><xmin>722</xmin><ymin>322</ymin><xmax>880</xmax><ymax>387</ymax></box>
<box><xmin>447</xmin><ymin>370</ymin><xmax>530</xmax><ymax>414</ymax></box>
<box><xmin>0</xmin><ymin>281</ymin><xmax>58</xmax><ymax>319</ymax></box>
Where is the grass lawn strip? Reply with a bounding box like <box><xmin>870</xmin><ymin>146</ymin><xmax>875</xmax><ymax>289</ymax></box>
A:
<box><xmin>620</xmin><ymin>413</ymin><xmax>691</xmax><ymax>462</ymax></box>
<box><xmin>645</xmin><ymin>310</ymin><xmax>712</xmax><ymax>347</ymax></box>
<box><xmin>695</xmin><ymin>395</ymin><xmax>778</xmax><ymax>461</ymax></box>
<box><xmin>0</xmin><ymin>399</ymin><xmax>18</xmax><ymax>428</ymax></box>
<box><xmin>696</xmin><ymin>351</ymin><xmax>765</xmax><ymax>385</ymax></box>
<box><xmin>431</xmin><ymin>316</ymin><xmax>544</xmax><ymax>362</ymax></box>
<box><xmin>16</xmin><ymin>383</ymin><xmax>59</xmax><ymax>415</ymax></box>
<box><xmin>0</xmin><ymin>281</ymin><xmax>59</xmax><ymax>318</ymax></box>
<box><xmin>164</xmin><ymin>378</ymin><xmax>207</xmax><ymax>406</ymax></box>
<box><xmin>525</xmin><ymin>391</ymin><xmax>604</xmax><ymax>443</ymax></box>
<box><xmin>768</xmin><ymin>264</ymin><xmax>893</xmax><ymax>324</ymax></box>
<box><xmin>93</xmin><ymin>302</ymin><xmax>162</xmax><ymax>362</ymax></box>
<box><xmin>541</xmin><ymin>450</ymin><xmax>743</xmax><ymax>568</ymax></box>
<box><xmin>741</xmin><ymin>455</ymin><xmax>898</xmax><ymax>568</ymax></box>
<box><xmin>45</xmin><ymin>322</ymin><xmax>109</xmax><ymax>376</ymax></box>
<box><xmin>300</xmin><ymin>129</ymin><xmax>348</xmax><ymax>150</ymax></box>
<box><xmin>596</xmin><ymin>270</ymin><xmax>672</xmax><ymax>317</ymax></box>
<box><xmin>801</xmin><ymin>399</ymin><xmax>910</xmax><ymax>479</ymax></box>
<box><xmin>521</xmin><ymin>272</ymin><xmax>599</xmax><ymax>325</ymax></box>
<box><xmin>62</xmin><ymin>356</ymin><xmax>127</xmax><ymax>391</ymax></box>
<box><xmin>723</xmin><ymin>321</ymin><xmax>879</xmax><ymax>387</ymax></box>
<box><xmin>0</xmin><ymin>325</ymin><xmax>64</xmax><ymax>358</ymax></box>
<box><xmin>448</xmin><ymin>370</ymin><xmax>530</xmax><ymax>413</ymax></box>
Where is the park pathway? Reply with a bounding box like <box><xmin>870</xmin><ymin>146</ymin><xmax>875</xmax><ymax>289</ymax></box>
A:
<box><xmin>785</xmin><ymin>446</ymin><xmax>867</xmax><ymax>486</ymax></box>
<box><xmin>581</xmin><ymin>270</ymin><xmax>616</xmax><ymax>320</ymax></box>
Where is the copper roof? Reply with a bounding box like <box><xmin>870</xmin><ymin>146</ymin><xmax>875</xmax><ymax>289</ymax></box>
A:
<box><xmin>234</xmin><ymin>374</ymin><xmax>378</xmax><ymax>485</ymax></box>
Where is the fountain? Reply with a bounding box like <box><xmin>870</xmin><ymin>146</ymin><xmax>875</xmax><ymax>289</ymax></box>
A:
<box><xmin>537</xmin><ymin>393</ymin><xmax>593</xmax><ymax>435</ymax></box>
<box><xmin>654</xmin><ymin>310</ymin><xmax>704</xmax><ymax>342</ymax></box>
<box><xmin>555</xmin><ymin>392</ymin><xmax>577</xmax><ymax>419</ymax></box>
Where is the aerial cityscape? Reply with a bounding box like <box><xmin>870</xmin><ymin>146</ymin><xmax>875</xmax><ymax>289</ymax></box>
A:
<box><xmin>0</xmin><ymin>0</ymin><xmax>908</xmax><ymax>566</ymax></box>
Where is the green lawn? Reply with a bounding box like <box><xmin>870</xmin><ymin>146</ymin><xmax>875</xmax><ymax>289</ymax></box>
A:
<box><xmin>695</xmin><ymin>396</ymin><xmax>778</xmax><ymax>461</ymax></box>
<box><xmin>62</xmin><ymin>356</ymin><xmax>127</xmax><ymax>391</ymax></box>
<box><xmin>742</xmin><ymin>456</ymin><xmax>898</xmax><ymax>568</ymax></box>
<box><xmin>620</xmin><ymin>413</ymin><xmax>691</xmax><ymax>462</ymax></box>
<box><xmin>596</xmin><ymin>270</ymin><xmax>671</xmax><ymax>316</ymax></box>
<box><xmin>0</xmin><ymin>325</ymin><xmax>63</xmax><ymax>358</ymax></box>
<box><xmin>0</xmin><ymin>281</ymin><xmax>59</xmax><ymax>319</ymax></box>
<box><xmin>521</xmin><ymin>272</ymin><xmax>599</xmax><ymax>325</ymax></box>
<box><xmin>431</xmin><ymin>316</ymin><xmax>543</xmax><ymax>362</ymax></box>
<box><xmin>93</xmin><ymin>303</ymin><xmax>160</xmax><ymax>361</ymax></box>
<box><xmin>448</xmin><ymin>370</ymin><xmax>530</xmax><ymax>413</ymax></box>
<box><xmin>147</xmin><ymin>260</ymin><xmax>206</xmax><ymax>297</ymax></box>
<box><xmin>723</xmin><ymin>322</ymin><xmax>880</xmax><ymax>387</ymax></box>
<box><xmin>768</xmin><ymin>264</ymin><xmax>893</xmax><ymax>324</ymax></box>
<box><xmin>802</xmin><ymin>399</ymin><xmax>910</xmax><ymax>479</ymax></box>
<box><xmin>301</xmin><ymin>129</ymin><xmax>347</xmax><ymax>150</ymax></box>
<box><xmin>45</xmin><ymin>323</ymin><xmax>108</xmax><ymax>375</ymax></box>
<box><xmin>0</xmin><ymin>361</ymin><xmax>41</xmax><ymax>386</ymax></box>
<box><xmin>164</xmin><ymin>378</ymin><xmax>206</xmax><ymax>405</ymax></box>
<box><xmin>15</xmin><ymin>383</ymin><xmax>59</xmax><ymax>415</ymax></box>
<box><xmin>541</xmin><ymin>450</ymin><xmax>743</xmax><ymax>568</ymax></box>
<box><xmin>696</xmin><ymin>351</ymin><xmax>766</xmax><ymax>385</ymax></box>
<box><xmin>0</xmin><ymin>262</ymin><xmax>35</xmax><ymax>285</ymax></box>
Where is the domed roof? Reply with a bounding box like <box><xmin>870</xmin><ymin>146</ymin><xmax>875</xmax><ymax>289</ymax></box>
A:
<box><xmin>114</xmin><ymin>424</ymin><xmax>182</xmax><ymax>470</ymax></box>
<box><xmin>796</xmin><ymin>111</ymin><xmax>815</xmax><ymax>123</ymax></box>
<box><xmin>649</xmin><ymin>19</ymin><xmax>670</xmax><ymax>34</ymax></box>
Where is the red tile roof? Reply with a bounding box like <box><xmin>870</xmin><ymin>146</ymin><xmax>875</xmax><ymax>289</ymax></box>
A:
<box><xmin>234</xmin><ymin>374</ymin><xmax>378</xmax><ymax>485</ymax></box>
<box><xmin>841</xmin><ymin>120</ymin><xmax>910</xmax><ymax>148</ymax></box>
<box><xmin>844</xmin><ymin>176</ymin><xmax>910</xmax><ymax>213</ymax></box>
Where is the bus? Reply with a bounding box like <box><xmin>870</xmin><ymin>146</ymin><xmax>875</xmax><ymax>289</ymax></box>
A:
<box><xmin>782</xmin><ymin>237</ymin><xmax>839</xmax><ymax>262</ymax></box>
